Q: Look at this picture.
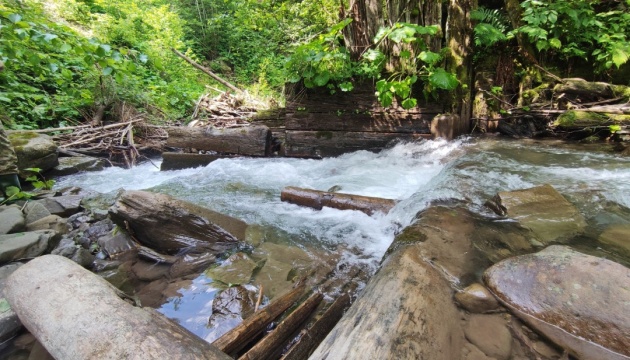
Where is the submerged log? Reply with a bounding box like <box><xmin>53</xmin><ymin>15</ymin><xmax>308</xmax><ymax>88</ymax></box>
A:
<box><xmin>240</xmin><ymin>292</ymin><xmax>323</xmax><ymax>360</ymax></box>
<box><xmin>213</xmin><ymin>285</ymin><xmax>305</xmax><ymax>355</ymax></box>
<box><xmin>280</xmin><ymin>186</ymin><xmax>397</xmax><ymax>216</ymax></box>
<box><xmin>166</xmin><ymin>125</ymin><xmax>272</xmax><ymax>156</ymax></box>
<box><xmin>4</xmin><ymin>255</ymin><xmax>231</xmax><ymax>360</ymax></box>
<box><xmin>281</xmin><ymin>293</ymin><xmax>351</xmax><ymax>360</ymax></box>
<box><xmin>109</xmin><ymin>190</ymin><xmax>247</xmax><ymax>255</ymax></box>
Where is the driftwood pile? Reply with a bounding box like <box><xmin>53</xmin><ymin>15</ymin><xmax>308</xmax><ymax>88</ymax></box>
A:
<box><xmin>188</xmin><ymin>92</ymin><xmax>260</xmax><ymax>129</ymax></box>
<box><xmin>479</xmin><ymin>77</ymin><xmax>630</xmax><ymax>141</ymax></box>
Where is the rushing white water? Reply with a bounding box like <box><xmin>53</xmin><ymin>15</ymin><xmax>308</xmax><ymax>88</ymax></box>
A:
<box><xmin>55</xmin><ymin>137</ymin><xmax>630</xmax><ymax>341</ymax></box>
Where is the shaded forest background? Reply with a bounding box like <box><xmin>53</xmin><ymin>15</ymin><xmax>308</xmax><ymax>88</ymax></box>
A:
<box><xmin>0</xmin><ymin>0</ymin><xmax>628</xmax><ymax>130</ymax></box>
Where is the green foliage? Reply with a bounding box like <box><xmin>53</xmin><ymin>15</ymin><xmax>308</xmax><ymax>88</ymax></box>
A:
<box><xmin>516</xmin><ymin>0</ymin><xmax>630</xmax><ymax>71</ymax></box>
<box><xmin>24</xmin><ymin>167</ymin><xmax>55</xmax><ymax>190</ymax></box>
<box><xmin>286</xmin><ymin>20</ymin><xmax>458</xmax><ymax>109</ymax></box>
<box><xmin>471</xmin><ymin>8</ymin><xmax>509</xmax><ymax>47</ymax></box>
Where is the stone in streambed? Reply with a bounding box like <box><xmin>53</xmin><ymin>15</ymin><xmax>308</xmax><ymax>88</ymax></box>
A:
<box><xmin>23</xmin><ymin>202</ymin><xmax>50</xmax><ymax>225</ymax></box>
<box><xmin>48</xmin><ymin>156</ymin><xmax>106</xmax><ymax>176</ymax></box>
<box><xmin>0</xmin><ymin>206</ymin><xmax>24</xmax><ymax>235</ymax></box>
<box><xmin>36</xmin><ymin>195</ymin><xmax>83</xmax><ymax>217</ymax></box>
<box><xmin>26</xmin><ymin>215</ymin><xmax>69</xmax><ymax>235</ymax></box>
<box><xmin>455</xmin><ymin>283</ymin><xmax>499</xmax><ymax>313</ymax></box>
<box><xmin>598</xmin><ymin>224</ymin><xmax>630</xmax><ymax>258</ymax></box>
<box><xmin>205</xmin><ymin>252</ymin><xmax>258</xmax><ymax>286</ymax></box>
<box><xmin>464</xmin><ymin>314</ymin><xmax>512</xmax><ymax>360</ymax></box>
<box><xmin>0</xmin><ymin>231</ymin><xmax>54</xmax><ymax>265</ymax></box>
<box><xmin>491</xmin><ymin>184</ymin><xmax>586</xmax><ymax>244</ymax></box>
<box><xmin>484</xmin><ymin>245</ymin><xmax>630</xmax><ymax>360</ymax></box>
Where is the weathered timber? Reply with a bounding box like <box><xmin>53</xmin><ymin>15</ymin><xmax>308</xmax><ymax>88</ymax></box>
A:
<box><xmin>5</xmin><ymin>255</ymin><xmax>231</xmax><ymax>360</ymax></box>
<box><xmin>281</xmin><ymin>186</ymin><xmax>397</xmax><ymax>216</ymax></box>
<box><xmin>213</xmin><ymin>285</ymin><xmax>306</xmax><ymax>355</ymax></box>
<box><xmin>285</xmin><ymin>112</ymin><xmax>433</xmax><ymax>133</ymax></box>
<box><xmin>554</xmin><ymin>78</ymin><xmax>614</xmax><ymax>99</ymax></box>
<box><xmin>281</xmin><ymin>294</ymin><xmax>351</xmax><ymax>360</ymax></box>
<box><xmin>284</xmin><ymin>131</ymin><xmax>430</xmax><ymax>158</ymax></box>
<box><xmin>172</xmin><ymin>48</ymin><xmax>242</xmax><ymax>94</ymax></box>
<box><xmin>240</xmin><ymin>292</ymin><xmax>323</xmax><ymax>360</ymax></box>
<box><xmin>309</xmin><ymin>243</ymin><xmax>464</xmax><ymax>359</ymax></box>
<box><xmin>166</xmin><ymin>125</ymin><xmax>271</xmax><ymax>156</ymax></box>
<box><xmin>160</xmin><ymin>152</ymin><xmax>239</xmax><ymax>171</ymax></box>
<box><xmin>109</xmin><ymin>190</ymin><xmax>247</xmax><ymax>255</ymax></box>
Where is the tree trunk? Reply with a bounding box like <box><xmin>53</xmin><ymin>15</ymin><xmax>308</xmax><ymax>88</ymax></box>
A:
<box><xmin>446</xmin><ymin>0</ymin><xmax>475</xmax><ymax>135</ymax></box>
<box><xmin>342</xmin><ymin>0</ymin><xmax>382</xmax><ymax>60</ymax></box>
<box><xmin>281</xmin><ymin>186</ymin><xmax>397</xmax><ymax>215</ymax></box>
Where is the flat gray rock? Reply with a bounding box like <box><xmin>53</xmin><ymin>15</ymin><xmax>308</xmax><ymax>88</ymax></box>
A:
<box><xmin>484</xmin><ymin>245</ymin><xmax>630</xmax><ymax>360</ymax></box>
<box><xmin>0</xmin><ymin>206</ymin><xmax>25</xmax><ymax>235</ymax></box>
<box><xmin>24</xmin><ymin>202</ymin><xmax>51</xmax><ymax>225</ymax></box>
<box><xmin>48</xmin><ymin>156</ymin><xmax>106</xmax><ymax>176</ymax></box>
<box><xmin>0</xmin><ymin>231</ymin><xmax>54</xmax><ymax>265</ymax></box>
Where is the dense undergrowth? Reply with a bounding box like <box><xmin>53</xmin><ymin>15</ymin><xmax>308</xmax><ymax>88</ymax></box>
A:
<box><xmin>0</xmin><ymin>0</ymin><xmax>337</xmax><ymax>129</ymax></box>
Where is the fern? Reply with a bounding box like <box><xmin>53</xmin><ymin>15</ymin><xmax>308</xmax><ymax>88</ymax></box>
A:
<box><xmin>471</xmin><ymin>8</ymin><xmax>509</xmax><ymax>47</ymax></box>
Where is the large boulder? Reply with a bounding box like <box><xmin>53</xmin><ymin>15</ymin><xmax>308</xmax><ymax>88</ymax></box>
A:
<box><xmin>310</xmin><ymin>243</ymin><xmax>465</xmax><ymax>359</ymax></box>
<box><xmin>48</xmin><ymin>156</ymin><xmax>106</xmax><ymax>176</ymax></box>
<box><xmin>4</xmin><ymin>255</ymin><xmax>231</xmax><ymax>360</ymax></box>
<box><xmin>491</xmin><ymin>184</ymin><xmax>587</xmax><ymax>244</ymax></box>
<box><xmin>484</xmin><ymin>245</ymin><xmax>630</xmax><ymax>360</ymax></box>
<box><xmin>598</xmin><ymin>224</ymin><xmax>630</xmax><ymax>258</ymax></box>
<box><xmin>8</xmin><ymin>132</ymin><xmax>58</xmax><ymax>176</ymax></box>
<box><xmin>109</xmin><ymin>190</ymin><xmax>246</xmax><ymax>255</ymax></box>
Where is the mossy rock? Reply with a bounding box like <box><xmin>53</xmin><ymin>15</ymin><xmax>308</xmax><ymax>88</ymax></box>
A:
<box><xmin>553</xmin><ymin>110</ymin><xmax>630</xmax><ymax>128</ymax></box>
<box><xmin>8</xmin><ymin>132</ymin><xmax>58</xmax><ymax>176</ymax></box>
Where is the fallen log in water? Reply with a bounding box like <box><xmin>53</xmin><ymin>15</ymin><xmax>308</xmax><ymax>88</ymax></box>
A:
<box><xmin>281</xmin><ymin>293</ymin><xmax>351</xmax><ymax>360</ymax></box>
<box><xmin>280</xmin><ymin>186</ymin><xmax>397</xmax><ymax>216</ymax></box>
<box><xmin>4</xmin><ymin>255</ymin><xmax>231</xmax><ymax>360</ymax></box>
<box><xmin>240</xmin><ymin>292</ymin><xmax>323</xmax><ymax>360</ymax></box>
<box><xmin>166</xmin><ymin>125</ymin><xmax>271</xmax><ymax>156</ymax></box>
<box><xmin>213</xmin><ymin>284</ymin><xmax>306</xmax><ymax>355</ymax></box>
<box><xmin>160</xmin><ymin>152</ymin><xmax>238</xmax><ymax>171</ymax></box>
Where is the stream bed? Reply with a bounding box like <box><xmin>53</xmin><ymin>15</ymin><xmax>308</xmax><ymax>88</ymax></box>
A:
<box><xmin>55</xmin><ymin>136</ymin><xmax>630</xmax><ymax>343</ymax></box>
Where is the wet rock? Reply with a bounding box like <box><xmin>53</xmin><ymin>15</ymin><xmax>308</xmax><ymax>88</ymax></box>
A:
<box><xmin>92</xmin><ymin>259</ymin><xmax>121</xmax><ymax>273</ymax></box>
<box><xmin>492</xmin><ymin>184</ymin><xmax>587</xmax><ymax>244</ymax></box>
<box><xmin>455</xmin><ymin>283</ymin><xmax>499</xmax><ymax>313</ymax></box>
<box><xmin>461</xmin><ymin>342</ymin><xmax>493</xmax><ymax>360</ymax></box>
<box><xmin>48</xmin><ymin>156</ymin><xmax>106</xmax><ymax>176</ymax></box>
<box><xmin>206</xmin><ymin>252</ymin><xmax>258</xmax><ymax>286</ymax></box>
<box><xmin>132</xmin><ymin>260</ymin><xmax>170</xmax><ymax>282</ymax></box>
<box><xmin>464</xmin><ymin>314</ymin><xmax>512</xmax><ymax>360</ymax></box>
<box><xmin>484</xmin><ymin>245</ymin><xmax>630</xmax><ymax>360</ymax></box>
<box><xmin>70</xmin><ymin>247</ymin><xmax>95</xmax><ymax>268</ymax></box>
<box><xmin>0</xmin><ymin>231</ymin><xmax>54</xmax><ymax>265</ymax></box>
<box><xmin>311</xmin><ymin>243</ymin><xmax>465</xmax><ymax>360</ymax></box>
<box><xmin>109</xmin><ymin>190</ymin><xmax>245</xmax><ymax>255</ymax></box>
<box><xmin>253</xmin><ymin>258</ymin><xmax>294</xmax><ymax>300</ymax></box>
<box><xmin>23</xmin><ymin>202</ymin><xmax>50</xmax><ymax>225</ymax></box>
<box><xmin>4</xmin><ymin>255</ymin><xmax>231</xmax><ymax>359</ymax></box>
<box><xmin>8</xmin><ymin>132</ymin><xmax>58</xmax><ymax>176</ymax></box>
<box><xmin>51</xmin><ymin>238</ymin><xmax>77</xmax><ymax>258</ymax></box>
<box><xmin>37</xmin><ymin>196</ymin><xmax>83</xmax><ymax>217</ymax></box>
<box><xmin>169</xmin><ymin>253</ymin><xmax>217</xmax><ymax>279</ymax></box>
<box><xmin>598</xmin><ymin>224</ymin><xmax>630</xmax><ymax>258</ymax></box>
<box><xmin>0</xmin><ymin>298</ymin><xmax>21</xmax><ymax>345</ymax></box>
<box><xmin>97</xmin><ymin>231</ymin><xmax>136</xmax><ymax>259</ymax></box>
<box><xmin>207</xmin><ymin>285</ymin><xmax>258</xmax><ymax>341</ymax></box>
<box><xmin>98</xmin><ymin>265</ymin><xmax>133</xmax><ymax>293</ymax></box>
<box><xmin>28</xmin><ymin>340</ymin><xmax>54</xmax><ymax>360</ymax></box>
<box><xmin>25</xmin><ymin>215</ymin><xmax>69</xmax><ymax>235</ymax></box>
<box><xmin>137</xmin><ymin>279</ymin><xmax>169</xmax><ymax>308</ymax></box>
<box><xmin>80</xmin><ymin>189</ymin><xmax>123</xmax><ymax>212</ymax></box>
<box><xmin>0</xmin><ymin>206</ymin><xmax>25</xmax><ymax>235</ymax></box>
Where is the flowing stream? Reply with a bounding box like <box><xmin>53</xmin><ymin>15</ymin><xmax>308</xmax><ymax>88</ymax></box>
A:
<box><xmin>55</xmin><ymin>137</ymin><xmax>630</xmax><ymax>342</ymax></box>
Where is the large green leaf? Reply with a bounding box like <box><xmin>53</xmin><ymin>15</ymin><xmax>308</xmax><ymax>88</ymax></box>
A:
<box><xmin>313</xmin><ymin>71</ymin><xmax>330</xmax><ymax>86</ymax></box>
<box><xmin>401</xmin><ymin>98</ymin><xmax>417</xmax><ymax>109</ymax></box>
<box><xmin>611</xmin><ymin>47</ymin><xmax>629</xmax><ymax>68</ymax></box>
<box><xmin>428</xmin><ymin>68</ymin><xmax>458</xmax><ymax>90</ymax></box>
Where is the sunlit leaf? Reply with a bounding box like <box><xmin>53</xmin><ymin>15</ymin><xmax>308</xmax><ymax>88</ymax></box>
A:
<box><xmin>428</xmin><ymin>68</ymin><xmax>458</xmax><ymax>90</ymax></box>
<box><xmin>401</xmin><ymin>98</ymin><xmax>417</xmax><ymax>109</ymax></box>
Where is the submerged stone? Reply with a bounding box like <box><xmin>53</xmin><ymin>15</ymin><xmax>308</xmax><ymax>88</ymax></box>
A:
<box><xmin>493</xmin><ymin>184</ymin><xmax>587</xmax><ymax>244</ymax></box>
<box><xmin>455</xmin><ymin>283</ymin><xmax>499</xmax><ymax>313</ymax></box>
<box><xmin>205</xmin><ymin>252</ymin><xmax>258</xmax><ymax>286</ymax></box>
<box><xmin>484</xmin><ymin>245</ymin><xmax>630</xmax><ymax>360</ymax></box>
<box><xmin>464</xmin><ymin>314</ymin><xmax>512</xmax><ymax>360</ymax></box>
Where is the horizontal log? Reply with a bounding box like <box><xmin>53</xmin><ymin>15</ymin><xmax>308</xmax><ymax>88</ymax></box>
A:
<box><xmin>240</xmin><ymin>292</ymin><xmax>323</xmax><ymax>360</ymax></box>
<box><xmin>5</xmin><ymin>255</ymin><xmax>231</xmax><ymax>360</ymax></box>
<box><xmin>166</xmin><ymin>125</ymin><xmax>271</xmax><ymax>156</ymax></box>
<box><xmin>281</xmin><ymin>293</ymin><xmax>352</xmax><ymax>360</ymax></box>
<box><xmin>160</xmin><ymin>152</ymin><xmax>240</xmax><ymax>171</ymax></box>
<box><xmin>285</xmin><ymin>112</ymin><xmax>433</xmax><ymax>133</ymax></box>
<box><xmin>284</xmin><ymin>131</ymin><xmax>430</xmax><ymax>158</ymax></box>
<box><xmin>213</xmin><ymin>285</ymin><xmax>306</xmax><ymax>355</ymax></box>
<box><xmin>281</xmin><ymin>186</ymin><xmax>397</xmax><ymax>216</ymax></box>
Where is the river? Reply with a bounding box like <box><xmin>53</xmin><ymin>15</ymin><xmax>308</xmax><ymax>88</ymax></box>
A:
<box><xmin>54</xmin><ymin>136</ymin><xmax>630</xmax><ymax>342</ymax></box>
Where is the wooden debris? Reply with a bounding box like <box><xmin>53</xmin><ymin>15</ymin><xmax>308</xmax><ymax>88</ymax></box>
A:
<box><xmin>166</xmin><ymin>125</ymin><xmax>272</xmax><ymax>156</ymax></box>
<box><xmin>281</xmin><ymin>294</ymin><xmax>352</xmax><ymax>360</ymax></box>
<box><xmin>281</xmin><ymin>186</ymin><xmax>397</xmax><ymax>216</ymax></box>
<box><xmin>240</xmin><ymin>292</ymin><xmax>324</xmax><ymax>360</ymax></box>
<box><xmin>171</xmin><ymin>48</ymin><xmax>242</xmax><ymax>94</ymax></box>
<box><xmin>213</xmin><ymin>284</ymin><xmax>306</xmax><ymax>355</ymax></box>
